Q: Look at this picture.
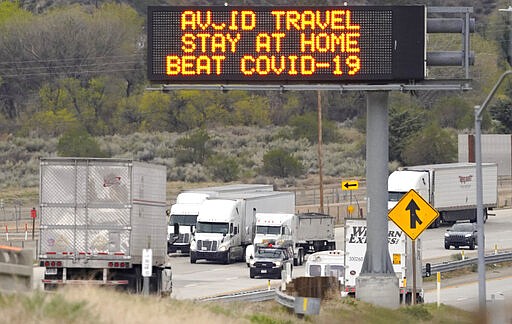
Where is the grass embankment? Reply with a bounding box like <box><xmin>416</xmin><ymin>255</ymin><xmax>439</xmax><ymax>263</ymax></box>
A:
<box><xmin>0</xmin><ymin>286</ymin><xmax>477</xmax><ymax>324</ymax></box>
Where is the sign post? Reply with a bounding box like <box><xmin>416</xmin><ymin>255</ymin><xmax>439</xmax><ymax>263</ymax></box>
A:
<box><xmin>388</xmin><ymin>189</ymin><xmax>439</xmax><ymax>305</ymax></box>
<box><xmin>142</xmin><ymin>248</ymin><xmax>152</xmax><ymax>296</ymax></box>
<box><xmin>30</xmin><ymin>207</ymin><xmax>37</xmax><ymax>240</ymax></box>
<box><xmin>342</xmin><ymin>180</ymin><xmax>359</xmax><ymax>218</ymax></box>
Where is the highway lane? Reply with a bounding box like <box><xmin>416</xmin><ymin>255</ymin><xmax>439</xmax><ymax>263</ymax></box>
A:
<box><xmin>424</xmin><ymin>272</ymin><xmax>512</xmax><ymax>322</ymax></box>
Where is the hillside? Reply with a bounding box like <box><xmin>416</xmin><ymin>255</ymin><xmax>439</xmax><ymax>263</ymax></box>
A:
<box><xmin>0</xmin><ymin>0</ymin><xmax>510</xmax><ymax>193</ymax></box>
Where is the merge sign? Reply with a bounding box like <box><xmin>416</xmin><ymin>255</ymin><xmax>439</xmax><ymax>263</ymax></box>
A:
<box><xmin>147</xmin><ymin>6</ymin><xmax>425</xmax><ymax>83</ymax></box>
<box><xmin>388</xmin><ymin>189</ymin><xmax>439</xmax><ymax>240</ymax></box>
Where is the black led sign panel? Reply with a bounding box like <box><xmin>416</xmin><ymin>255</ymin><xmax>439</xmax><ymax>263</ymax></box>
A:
<box><xmin>147</xmin><ymin>6</ymin><xmax>425</xmax><ymax>83</ymax></box>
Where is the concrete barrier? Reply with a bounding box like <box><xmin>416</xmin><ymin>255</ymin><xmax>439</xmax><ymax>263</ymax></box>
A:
<box><xmin>0</xmin><ymin>245</ymin><xmax>33</xmax><ymax>293</ymax></box>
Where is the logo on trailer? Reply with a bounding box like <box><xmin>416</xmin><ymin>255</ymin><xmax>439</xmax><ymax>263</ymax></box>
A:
<box><xmin>103</xmin><ymin>174</ymin><xmax>121</xmax><ymax>187</ymax></box>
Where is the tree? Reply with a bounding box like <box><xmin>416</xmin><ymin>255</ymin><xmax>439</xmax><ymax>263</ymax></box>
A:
<box><xmin>431</xmin><ymin>96</ymin><xmax>473</xmax><ymax>130</ymax></box>
<box><xmin>175</xmin><ymin>129</ymin><xmax>211</xmax><ymax>165</ymax></box>
<box><xmin>262</xmin><ymin>148</ymin><xmax>303</xmax><ymax>178</ymax></box>
<box><xmin>489</xmin><ymin>97</ymin><xmax>512</xmax><ymax>133</ymax></box>
<box><xmin>400</xmin><ymin>123</ymin><xmax>457</xmax><ymax>165</ymax></box>
<box><xmin>388</xmin><ymin>102</ymin><xmax>426</xmax><ymax>163</ymax></box>
<box><xmin>207</xmin><ymin>154</ymin><xmax>240</xmax><ymax>182</ymax></box>
<box><xmin>57</xmin><ymin>128</ymin><xmax>107</xmax><ymax>157</ymax></box>
<box><xmin>289</xmin><ymin>112</ymin><xmax>338</xmax><ymax>144</ymax></box>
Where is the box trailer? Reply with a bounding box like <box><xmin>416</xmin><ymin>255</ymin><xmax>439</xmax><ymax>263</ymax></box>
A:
<box><xmin>388</xmin><ymin>162</ymin><xmax>498</xmax><ymax>227</ymax></box>
<box><xmin>344</xmin><ymin>218</ymin><xmax>423</xmax><ymax>304</ymax></box>
<box><xmin>38</xmin><ymin>158</ymin><xmax>172</xmax><ymax>295</ymax></box>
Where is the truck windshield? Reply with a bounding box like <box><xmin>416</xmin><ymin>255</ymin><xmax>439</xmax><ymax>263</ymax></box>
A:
<box><xmin>256</xmin><ymin>226</ymin><xmax>280</xmax><ymax>235</ymax></box>
<box><xmin>388</xmin><ymin>191</ymin><xmax>405</xmax><ymax>202</ymax></box>
<box><xmin>196</xmin><ymin>222</ymin><xmax>229</xmax><ymax>234</ymax></box>
<box><xmin>169</xmin><ymin>215</ymin><xmax>197</xmax><ymax>226</ymax></box>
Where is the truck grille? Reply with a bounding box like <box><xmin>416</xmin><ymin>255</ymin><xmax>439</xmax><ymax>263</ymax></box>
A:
<box><xmin>197</xmin><ymin>240</ymin><xmax>217</xmax><ymax>251</ymax></box>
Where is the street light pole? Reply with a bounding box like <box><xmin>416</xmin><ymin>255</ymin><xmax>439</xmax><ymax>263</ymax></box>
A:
<box><xmin>474</xmin><ymin>70</ymin><xmax>512</xmax><ymax>316</ymax></box>
<box><xmin>499</xmin><ymin>6</ymin><xmax>512</xmax><ymax>65</ymax></box>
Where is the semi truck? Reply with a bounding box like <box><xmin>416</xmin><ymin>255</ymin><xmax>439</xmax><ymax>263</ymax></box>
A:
<box><xmin>167</xmin><ymin>184</ymin><xmax>273</xmax><ymax>254</ymax></box>
<box><xmin>246</xmin><ymin>212</ymin><xmax>336</xmax><ymax>266</ymax></box>
<box><xmin>38</xmin><ymin>158</ymin><xmax>172</xmax><ymax>295</ymax></box>
<box><xmin>190</xmin><ymin>191</ymin><xmax>295</xmax><ymax>264</ymax></box>
<box><xmin>344</xmin><ymin>218</ymin><xmax>423</xmax><ymax>304</ymax></box>
<box><xmin>388</xmin><ymin>162</ymin><xmax>498</xmax><ymax>227</ymax></box>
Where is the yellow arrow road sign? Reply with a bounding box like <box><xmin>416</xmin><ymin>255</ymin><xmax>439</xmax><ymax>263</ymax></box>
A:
<box><xmin>341</xmin><ymin>180</ymin><xmax>359</xmax><ymax>191</ymax></box>
<box><xmin>388</xmin><ymin>189</ymin><xmax>439</xmax><ymax>240</ymax></box>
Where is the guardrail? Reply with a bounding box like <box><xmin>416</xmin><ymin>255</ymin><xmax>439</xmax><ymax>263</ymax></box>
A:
<box><xmin>198</xmin><ymin>288</ymin><xmax>276</xmax><ymax>303</ymax></box>
<box><xmin>0</xmin><ymin>245</ymin><xmax>33</xmax><ymax>293</ymax></box>
<box><xmin>422</xmin><ymin>251</ymin><xmax>512</xmax><ymax>276</ymax></box>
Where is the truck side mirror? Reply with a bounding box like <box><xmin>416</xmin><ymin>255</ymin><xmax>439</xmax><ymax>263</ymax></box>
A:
<box><xmin>425</xmin><ymin>263</ymin><xmax>431</xmax><ymax>277</ymax></box>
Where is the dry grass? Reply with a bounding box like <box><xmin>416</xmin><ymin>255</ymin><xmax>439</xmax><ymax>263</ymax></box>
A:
<box><xmin>0</xmin><ymin>286</ymin><xmax>479</xmax><ymax>324</ymax></box>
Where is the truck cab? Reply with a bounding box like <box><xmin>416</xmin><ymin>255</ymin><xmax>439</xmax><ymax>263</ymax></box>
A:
<box><xmin>190</xmin><ymin>199</ymin><xmax>241</xmax><ymax>264</ymax></box>
<box><xmin>388</xmin><ymin>170</ymin><xmax>430</xmax><ymax>211</ymax></box>
<box><xmin>168</xmin><ymin>192</ymin><xmax>212</xmax><ymax>254</ymax></box>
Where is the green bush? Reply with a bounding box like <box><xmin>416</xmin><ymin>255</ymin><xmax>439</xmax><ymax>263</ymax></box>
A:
<box><xmin>262</xmin><ymin>148</ymin><xmax>304</xmax><ymax>178</ymax></box>
<box><xmin>207</xmin><ymin>154</ymin><xmax>240</xmax><ymax>182</ymax></box>
<box><xmin>57</xmin><ymin>129</ymin><xmax>107</xmax><ymax>158</ymax></box>
<box><xmin>175</xmin><ymin>129</ymin><xmax>211</xmax><ymax>165</ymax></box>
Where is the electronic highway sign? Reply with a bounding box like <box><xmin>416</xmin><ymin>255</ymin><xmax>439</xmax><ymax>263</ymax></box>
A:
<box><xmin>147</xmin><ymin>6</ymin><xmax>425</xmax><ymax>83</ymax></box>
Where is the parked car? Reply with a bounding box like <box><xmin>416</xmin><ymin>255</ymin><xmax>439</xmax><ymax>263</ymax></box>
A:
<box><xmin>444</xmin><ymin>222</ymin><xmax>478</xmax><ymax>250</ymax></box>
<box><xmin>249</xmin><ymin>244</ymin><xmax>293</xmax><ymax>279</ymax></box>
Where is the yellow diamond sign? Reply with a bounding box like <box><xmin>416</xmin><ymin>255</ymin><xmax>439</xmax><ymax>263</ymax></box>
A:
<box><xmin>388</xmin><ymin>189</ymin><xmax>439</xmax><ymax>240</ymax></box>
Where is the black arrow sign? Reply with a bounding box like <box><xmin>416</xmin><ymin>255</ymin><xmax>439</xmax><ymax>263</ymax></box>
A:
<box><xmin>344</xmin><ymin>182</ymin><xmax>357</xmax><ymax>189</ymax></box>
<box><xmin>406</xmin><ymin>199</ymin><xmax>423</xmax><ymax>229</ymax></box>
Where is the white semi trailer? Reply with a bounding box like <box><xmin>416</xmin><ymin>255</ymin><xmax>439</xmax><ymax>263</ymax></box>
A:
<box><xmin>344</xmin><ymin>218</ymin><xmax>423</xmax><ymax>304</ymax></box>
<box><xmin>247</xmin><ymin>212</ymin><xmax>336</xmax><ymax>266</ymax></box>
<box><xmin>388</xmin><ymin>162</ymin><xmax>498</xmax><ymax>227</ymax></box>
<box><xmin>38</xmin><ymin>158</ymin><xmax>172</xmax><ymax>295</ymax></box>
<box><xmin>168</xmin><ymin>184</ymin><xmax>273</xmax><ymax>254</ymax></box>
<box><xmin>190</xmin><ymin>191</ymin><xmax>295</xmax><ymax>264</ymax></box>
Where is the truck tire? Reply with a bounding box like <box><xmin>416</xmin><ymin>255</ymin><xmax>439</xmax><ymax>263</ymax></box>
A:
<box><xmin>249</xmin><ymin>269</ymin><xmax>255</xmax><ymax>278</ymax></box>
<box><xmin>444</xmin><ymin>243</ymin><xmax>450</xmax><ymax>249</ymax></box>
<box><xmin>190</xmin><ymin>253</ymin><xmax>197</xmax><ymax>264</ymax></box>
<box><xmin>299</xmin><ymin>250</ymin><xmax>304</xmax><ymax>266</ymax></box>
<box><xmin>224</xmin><ymin>250</ymin><xmax>231</xmax><ymax>264</ymax></box>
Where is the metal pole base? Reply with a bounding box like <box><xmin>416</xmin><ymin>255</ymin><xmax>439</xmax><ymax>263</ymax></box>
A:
<box><xmin>356</xmin><ymin>275</ymin><xmax>400</xmax><ymax>309</ymax></box>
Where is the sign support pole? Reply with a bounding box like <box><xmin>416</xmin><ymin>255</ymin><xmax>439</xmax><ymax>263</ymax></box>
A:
<box><xmin>411</xmin><ymin>239</ymin><xmax>416</xmax><ymax>305</ymax></box>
